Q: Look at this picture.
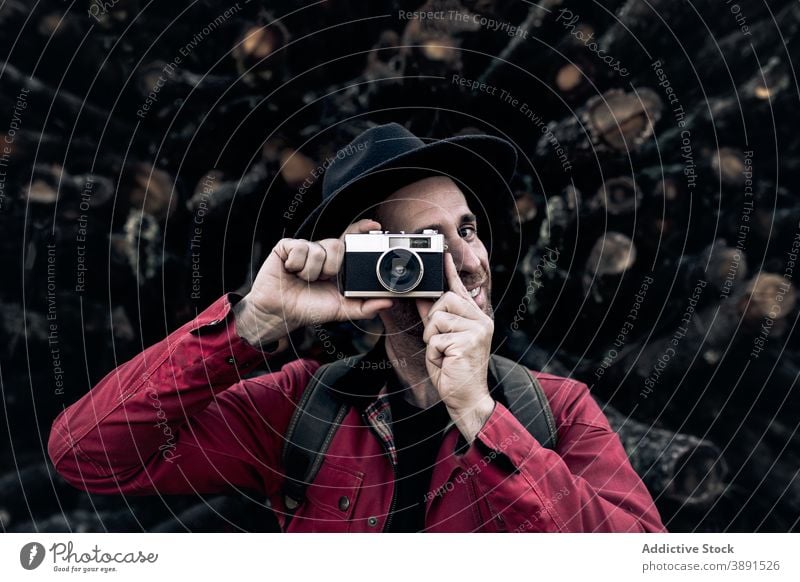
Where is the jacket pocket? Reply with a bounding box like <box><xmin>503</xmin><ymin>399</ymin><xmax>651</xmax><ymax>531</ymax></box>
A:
<box><xmin>293</xmin><ymin>461</ymin><xmax>364</xmax><ymax>532</ymax></box>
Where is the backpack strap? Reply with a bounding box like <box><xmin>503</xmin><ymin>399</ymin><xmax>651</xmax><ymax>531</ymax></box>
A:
<box><xmin>488</xmin><ymin>355</ymin><xmax>558</xmax><ymax>450</ymax></box>
<box><xmin>281</xmin><ymin>353</ymin><xmax>558</xmax><ymax>525</ymax></box>
<box><xmin>280</xmin><ymin>357</ymin><xmax>356</xmax><ymax>522</ymax></box>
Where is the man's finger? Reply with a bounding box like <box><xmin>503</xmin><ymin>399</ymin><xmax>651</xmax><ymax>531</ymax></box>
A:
<box><xmin>297</xmin><ymin>241</ymin><xmax>327</xmax><ymax>281</ymax></box>
<box><xmin>416</xmin><ymin>298</ymin><xmax>434</xmax><ymax>322</ymax></box>
<box><xmin>281</xmin><ymin>240</ymin><xmax>310</xmax><ymax>272</ymax></box>
<box><xmin>337</xmin><ymin>296</ymin><xmax>394</xmax><ymax>321</ymax></box>
<box><xmin>422</xmin><ymin>310</ymin><xmax>474</xmax><ymax>344</ymax></box>
<box><xmin>416</xmin><ymin>253</ymin><xmax>473</xmax><ymax>322</ymax></box>
<box><xmin>426</xmin><ymin>331</ymin><xmax>473</xmax><ymax>369</ymax></box>
<box><xmin>424</xmin><ymin>289</ymin><xmax>485</xmax><ymax>322</ymax></box>
<box><xmin>339</xmin><ymin>218</ymin><xmax>382</xmax><ymax>242</ymax></box>
<box><xmin>317</xmin><ymin>238</ymin><xmax>344</xmax><ymax>279</ymax></box>
<box><xmin>443</xmin><ymin>251</ymin><xmax>470</xmax><ymax>301</ymax></box>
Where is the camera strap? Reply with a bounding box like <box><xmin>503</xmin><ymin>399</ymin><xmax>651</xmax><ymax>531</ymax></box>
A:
<box><xmin>280</xmin><ymin>353</ymin><xmax>557</xmax><ymax>528</ymax></box>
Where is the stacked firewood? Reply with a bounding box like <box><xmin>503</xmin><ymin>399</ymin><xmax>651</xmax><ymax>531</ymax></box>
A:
<box><xmin>1</xmin><ymin>0</ymin><xmax>798</xmax><ymax>532</ymax></box>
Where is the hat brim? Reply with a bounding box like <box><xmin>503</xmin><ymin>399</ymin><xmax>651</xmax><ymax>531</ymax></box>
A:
<box><xmin>293</xmin><ymin>133</ymin><xmax>517</xmax><ymax>241</ymax></box>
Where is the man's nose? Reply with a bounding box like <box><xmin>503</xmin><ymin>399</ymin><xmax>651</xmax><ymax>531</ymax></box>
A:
<box><xmin>447</xmin><ymin>237</ymin><xmax>481</xmax><ymax>274</ymax></box>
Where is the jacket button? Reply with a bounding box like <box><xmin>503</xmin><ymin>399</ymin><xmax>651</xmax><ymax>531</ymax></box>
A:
<box><xmin>338</xmin><ymin>496</ymin><xmax>350</xmax><ymax>511</ymax></box>
<box><xmin>225</xmin><ymin>356</ymin><xmax>235</xmax><ymax>365</ymax></box>
<box><xmin>367</xmin><ymin>516</ymin><xmax>378</xmax><ymax>527</ymax></box>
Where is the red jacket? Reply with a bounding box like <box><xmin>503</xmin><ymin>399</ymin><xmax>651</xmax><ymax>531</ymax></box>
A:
<box><xmin>48</xmin><ymin>293</ymin><xmax>666</xmax><ymax>533</ymax></box>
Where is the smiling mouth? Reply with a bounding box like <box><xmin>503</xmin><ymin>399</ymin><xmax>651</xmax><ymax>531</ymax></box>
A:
<box><xmin>469</xmin><ymin>286</ymin><xmax>480</xmax><ymax>298</ymax></box>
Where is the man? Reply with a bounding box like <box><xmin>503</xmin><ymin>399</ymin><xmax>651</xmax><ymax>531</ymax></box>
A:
<box><xmin>49</xmin><ymin>123</ymin><xmax>666</xmax><ymax>532</ymax></box>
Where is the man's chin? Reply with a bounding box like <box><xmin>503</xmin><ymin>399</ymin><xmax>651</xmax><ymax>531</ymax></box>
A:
<box><xmin>380</xmin><ymin>300</ymin><xmax>425</xmax><ymax>340</ymax></box>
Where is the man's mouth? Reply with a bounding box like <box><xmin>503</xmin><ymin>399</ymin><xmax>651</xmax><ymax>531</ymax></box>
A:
<box><xmin>469</xmin><ymin>286</ymin><xmax>480</xmax><ymax>298</ymax></box>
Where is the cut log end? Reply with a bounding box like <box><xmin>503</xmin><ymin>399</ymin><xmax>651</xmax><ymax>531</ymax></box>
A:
<box><xmin>233</xmin><ymin>19</ymin><xmax>290</xmax><ymax>82</ymax></box>
<box><xmin>555</xmin><ymin>64</ymin><xmax>583</xmax><ymax>92</ymax></box>
<box><xmin>124</xmin><ymin>164</ymin><xmax>176</xmax><ymax>221</ymax></box>
<box><xmin>596</xmin><ymin>176</ymin><xmax>641</xmax><ymax>215</ymax></box>
<box><xmin>27</xmin><ymin>179</ymin><xmax>59</xmax><ymax>204</ymax></box>
<box><xmin>585</xmin><ymin>88</ymin><xmax>663</xmax><ymax>151</ymax></box>
<box><xmin>279</xmin><ymin>148</ymin><xmax>317</xmax><ymax>189</ymax></box>
<box><xmin>587</xmin><ymin>232</ymin><xmax>637</xmax><ymax>276</ymax></box>
<box><xmin>239</xmin><ymin>26</ymin><xmax>280</xmax><ymax>60</ymax></box>
<box><xmin>667</xmin><ymin>443</ymin><xmax>727</xmax><ymax>506</ymax></box>
<box><xmin>738</xmin><ymin>273</ymin><xmax>796</xmax><ymax>324</ymax></box>
<box><xmin>421</xmin><ymin>38</ymin><xmax>458</xmax><ymax>62</ymax></box>
<box><xmin>711</xmin><ymin>147</ymin><xmax>746</xmax><ymax>186</ymax></box>
<box><xmin>704</xmin><ymin>240</ymin><xmax>748</xmax><ymax>292</ymax></box>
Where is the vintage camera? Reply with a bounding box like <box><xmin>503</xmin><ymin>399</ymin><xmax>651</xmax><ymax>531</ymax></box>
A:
<box><xmin>342</xmin><ymin>230</ymin><xmax>445</xmax><ymax>298</ymax></box>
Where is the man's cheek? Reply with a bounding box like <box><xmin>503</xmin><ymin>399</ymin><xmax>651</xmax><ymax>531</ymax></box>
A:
<box><xmin>483</xmin><ymin>280</ymin><xmax>494</xmax><ymax>318</ymax></box>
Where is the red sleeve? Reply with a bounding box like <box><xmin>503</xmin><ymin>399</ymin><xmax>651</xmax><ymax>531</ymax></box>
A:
<box><xmin>47</xmin><ymin>293</ymin><xmax>320</xmax><ymax>497</ymax></box>
<box><xmin>459</xmin><ymin>375</ymin><xmax>667</xmax><ymax>532</ymax></box>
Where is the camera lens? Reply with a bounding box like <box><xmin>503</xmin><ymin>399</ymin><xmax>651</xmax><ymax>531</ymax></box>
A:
<box><xmin>377</xmin><ymin>249</ymin><xmax>424</xmax><ymax>293</ymax></box>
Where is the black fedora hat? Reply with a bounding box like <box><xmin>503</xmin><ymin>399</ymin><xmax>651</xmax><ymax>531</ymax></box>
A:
<box><xmin>293</xmin><ymin>122</ymin><xmax>518</xmax><ymax>240</ymax></box>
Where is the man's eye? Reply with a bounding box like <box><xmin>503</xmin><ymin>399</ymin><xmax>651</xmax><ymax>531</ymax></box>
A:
<box><xmin>459</xmin><ymin>226</ymin><xmax>477</xmax><ymax>239</ymax></box>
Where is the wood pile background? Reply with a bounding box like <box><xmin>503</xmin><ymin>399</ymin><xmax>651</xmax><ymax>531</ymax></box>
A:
<box><xmin>1</xmin><ymin>0</ymin><xmax>798</xmax><ymax>532</ymax></box>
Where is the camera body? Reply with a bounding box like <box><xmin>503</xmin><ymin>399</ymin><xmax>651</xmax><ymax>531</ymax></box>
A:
<box><xmin>343</xmin><ymin>230</ymin><xmax>445</xmax><ymax>298</ymax></box>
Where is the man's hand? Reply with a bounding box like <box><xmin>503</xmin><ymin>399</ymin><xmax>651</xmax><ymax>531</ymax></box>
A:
<box><xmin>235</xmin><ymin>219</ymin><xmax>394</xmax><ymax>349</ymax></box>
<box><xmin>417</xmin><ymin>253</ymin><xmax>495</xmax><ymax>442</ymax></box>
